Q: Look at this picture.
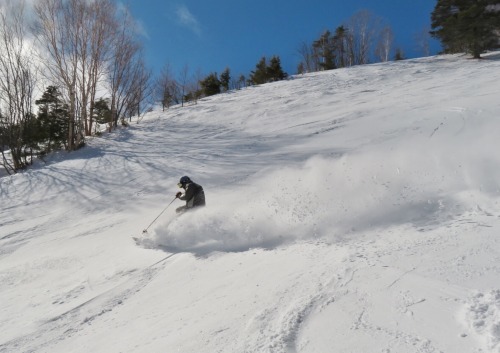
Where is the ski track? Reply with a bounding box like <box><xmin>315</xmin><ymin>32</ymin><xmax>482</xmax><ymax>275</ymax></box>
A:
<box><xmin>241</xmin><ymin>252</ymin><xmax>347</xmax><ymax>353</ymax></box>
<box><xmin>0</xmin><ymin>253</ymin><xmax>177</xmax><ymax>353</ymax></box>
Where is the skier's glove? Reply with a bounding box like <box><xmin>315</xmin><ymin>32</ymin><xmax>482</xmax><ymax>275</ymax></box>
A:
<box><xmin>176</xmin><ymin>192</ymin><xmax>182</xmax><ymax>198</ymax></box>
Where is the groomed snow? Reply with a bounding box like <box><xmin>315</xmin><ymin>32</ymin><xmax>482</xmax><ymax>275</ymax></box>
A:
<box><xmin>1</xmin><ymin>52</ymin><xmax>500</xmax><ymax>353</ymax></box>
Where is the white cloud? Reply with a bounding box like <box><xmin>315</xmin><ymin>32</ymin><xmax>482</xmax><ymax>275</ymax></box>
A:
<box><xmin>133</xmin><ymin>19</ymin><xmax>150</xmax><ymax>39</ymax></box>
<box><xmin>175</xmin><ymin>5</ymin><xmax>201</xmax><ymax>36</ymax></box>
<box><xmin>115</xmin><ymin>1</ymin><xmax>149</xmax><ymax>39</ymax></box>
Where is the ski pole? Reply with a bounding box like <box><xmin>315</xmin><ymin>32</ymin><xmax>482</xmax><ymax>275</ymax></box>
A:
<box><xmin>142</xmin><ymin>196</ymin><xmax>177</xmax><ymax>234</ymax></box>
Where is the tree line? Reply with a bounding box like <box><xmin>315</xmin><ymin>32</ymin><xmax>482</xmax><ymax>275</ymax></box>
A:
<box><xmin>0</xmin><ymin>0</ymin><xmax>151</xmax><ymax>174</ymax></box>
<box><xmin>296</xmin><ymin>9</ymin><xmax>431</xmax><ymax>74</ymax></box>
<box><xmin>156</xmin><ymin>2</ymin><xmax>500</xmax><ymax>112</ymax></box>
<box><xmin>154</xmin><ymin>55</ymin><xmax>287</xmax><ymax>112</ymax></box>
<box><xmin>0</xmin><ymin>0</ymin><xmax>290</xmax><ymax>175</ymax></box>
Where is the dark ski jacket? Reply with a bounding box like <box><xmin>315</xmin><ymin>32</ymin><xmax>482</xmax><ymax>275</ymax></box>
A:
<box><xmin>179</xmin><ymin>181</ymin><xmax>206</xmax><ymax>209</ymax></box>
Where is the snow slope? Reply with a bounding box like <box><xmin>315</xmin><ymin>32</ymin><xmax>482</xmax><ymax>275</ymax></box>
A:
<box><xmin>1</xmin><ymin>52</ymin><xmax>500</xmax><ymax>353</ymax></box>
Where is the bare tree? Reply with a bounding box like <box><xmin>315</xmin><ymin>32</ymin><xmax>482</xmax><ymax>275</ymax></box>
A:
<box><xmin>414</xmin><ymin>27</ymin><xmax>431</xmax><ymax>57</ymax></box>
<box><xmin>0</xmin><ymin>0</ymin><xmax>38</xmax><ymax>173</ymax></box>
<box><xmin>234</xmin><ymin>74</ymin><xmax>246</xmax><ymax>90</ymax></box>
<box><xmin>34</xmin><ymin>0</ymin><xmax>120</xmax><ymax>143</ymax></box>
<box><xmin>345</xmin><ymin>10</ymin><xmax>382</xmax><ymax>66</ymax></box>
<box><xmin>107</xmin><ymin>7</ymin><xmax>142</xmax><ymax>129</ymax></box>
<box><xmin>125</xmin><ymin>57</ymin><xmax>153</xmax><ymax>121</ymax></box>
<box><xmin>34</xmin><ymin>0</ymin><xmax>82</xmax><ymax>150</ymax></box>
<box><xmin>375</xmin><ymin>26</ymin><xmax>394</xmax><ymax>62</ymax></box>
<box><xmin>189</xmin><ymin>68</ymin><xmax>204</xmax><ymax>104</ymax></box>
<box><xmin>178</xmin><ymin>64</ymin><xmax>190</xmax><ymax>107</ymax></box>
<box><xmin>297</xmin><ymin>40</ymin><xmax>317</xmax><ymax>73</ymax></box>
<box><xmin>155</xmin><ymin>62</ymin><xmax>178</xmax><ymax>111</ymax></box>
<box><xmin>77</xmin><ymin>0</ymin><xmax>115</xmax><ymax>136</ymax></box>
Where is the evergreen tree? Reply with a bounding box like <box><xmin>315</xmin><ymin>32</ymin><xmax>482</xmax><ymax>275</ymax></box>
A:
<box><xmin>219</xmin><ymin>68</ymin><xmax>231</xmax><ymax>92</ymax></box>
<box><xmin>249</xmin><ymin>57</ymin><xmax>269</xmax><ymax>85</ymax></box>
<box><xmin>236</xmin><ymin>74</ymin><xmax>246</xmax><ymax>90</ymax></box>
<box><xmin>333</xmin><ymin>26</ymin><xmax>349</xmax><ymax>68</ymax></box>
<box><xmin>35</xmin><ymin>86</ymin><xmax>69</xmax><ymax>152</ymax></box>
<box><xmin>394</xmin><ymin>48</ymin><xmax>406</xmax><ymax>61</ymax></box>
<box><xmin>431</xmin><ymin>0</ymin><xmax>500</xmax><ymax>58</ymax></box>
<box><xmin>21</xmin><ymin>113</ymin><xmax>42</xmax><ymax>159</ymax></box>
<box><xmin>249</xmin><ymin>56</ymin><xmax>287</xmax><ymax>85</ymax></box>
<box><xmin>267</xmin><ymin>56</ymin><xmax>287</xmax><ymax>81</ymax></box>
<box><xmin>313</xmin><ymin>30</ymin><xmax>336</xmax><ymax>70</ymax></box>
<box><xmin>200</xmin><ymin>73</ymin><xmax>221</xmax><ymax>96</ymax></box>
<box><xmin>94</xmin><ymin>98</ymin><xmax>112</xmax><ymax>131</ymax></box>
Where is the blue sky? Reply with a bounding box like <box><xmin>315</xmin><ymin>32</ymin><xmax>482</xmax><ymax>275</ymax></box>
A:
<box><xmin>126</xmin><ymin>0</ymin><xmax>441</xmax><ymax>78</ymax></box>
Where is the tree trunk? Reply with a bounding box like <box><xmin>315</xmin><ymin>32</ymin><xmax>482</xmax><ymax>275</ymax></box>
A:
<box><xmin>68</xmin><ymin>89</ymin><xmax>76</xmax><ymax>151</ymax></box>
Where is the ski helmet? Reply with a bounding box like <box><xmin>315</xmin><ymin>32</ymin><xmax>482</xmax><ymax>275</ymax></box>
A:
<box><xmin>179</xmin><ymin>176</ymin><xmax>191</xmax><ymax>186</ymax></box>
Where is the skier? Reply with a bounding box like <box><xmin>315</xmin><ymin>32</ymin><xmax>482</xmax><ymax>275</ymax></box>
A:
<box><xmin>175</xmin><ymin>176</ymin><xmax>206</xmax><ymax>213</ymax></box>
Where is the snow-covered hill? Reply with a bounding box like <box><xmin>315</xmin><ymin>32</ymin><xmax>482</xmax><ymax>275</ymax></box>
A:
<box><xmin>1</xmin><ymin>53</ymin><xmax>500</xmax><ymax>353</ymax></box>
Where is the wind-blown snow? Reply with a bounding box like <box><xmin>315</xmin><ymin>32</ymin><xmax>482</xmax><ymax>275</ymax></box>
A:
<box><xmin>1</xmin><ymin>52</ymin><xmax>500</xmax><ymax>353</ymax></box>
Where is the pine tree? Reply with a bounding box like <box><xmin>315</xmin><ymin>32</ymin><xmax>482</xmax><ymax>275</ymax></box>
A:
<box><xmin>333</xmin><ymin>26</ymin><xmax>349</xmax><ymax>68</ymax></box>
<box><xmin>249</xmin><ymin>57</ymin><xmax>269</xmax><ymax>85</ymax></box>
<box><xmin>35</xmin><ymin>86</ymin><xmax>69</xmax><ymax>152</ymax></box>
<box><xmin>94</xmin><ymin>98</ymin><xmax>112</xmax><ymax>131</ymax></box>
<box><xmin>313</xmin><ymin>30</ymin><xmax>336</xmax><ymax>70</ymax></box>
<box><xmin>200</xmin><ymin>73</ymin><xmax>221</xmax><ymax>96</ymax></box>
<box><xmin>219</xmin><ymin>68</ymin><xmax>231</xmax><ymax>92</ymax></box>
<box><xmin>394</xmin><ymin>48</ymin><xmax>406</xmax><ymax>61</ymax></box>
<box><xmin>236</xmin><ymin>74</ymin><xmax>246</xmax><ymax>90</ymax></box>
<box><xmin>249</xmin><ymin>56</ymin><xmax>287</xmax><ymax>85</ymax></box>
<box><xmin>21</xmin><ymin>113</ymin><xmax>42</xmax><ymax>159</ymax></box>
<box><xmin>267</xmin><ymin>56</ymin><xmax>287</xmax><ymax>81</ymax></box>
<box><xmin>431</xmin><ymin>0</ymin><xmax>500</xmax><ymax>58</ymax></box>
